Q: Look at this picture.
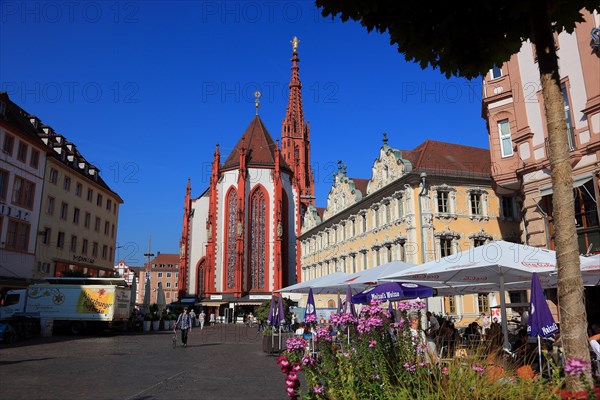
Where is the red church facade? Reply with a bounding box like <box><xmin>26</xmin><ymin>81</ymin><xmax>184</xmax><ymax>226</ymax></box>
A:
<box><xmin>178</xmin><ymin>38</ymin><xmax>314</xmax><ymax>309</ymax></box>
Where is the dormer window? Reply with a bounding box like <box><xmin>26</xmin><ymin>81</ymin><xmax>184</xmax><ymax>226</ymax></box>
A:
<box><xmin>490</xmin><ymin>65</ymin><xmax>502</xmax><ymax>80</ymax></box>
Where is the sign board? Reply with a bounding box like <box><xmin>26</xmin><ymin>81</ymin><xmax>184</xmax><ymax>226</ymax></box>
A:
<box><xmin>210</xmin><ymin>295</ymin><xmax>223</xmax><ymax>300</ymax></box>
<box><xmin>249</xmin><ymin>295</ymin><xmax>272</xmax><ymax>300</ymax></box>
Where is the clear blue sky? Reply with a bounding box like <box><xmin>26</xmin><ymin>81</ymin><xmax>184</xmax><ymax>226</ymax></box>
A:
<box><xmin>1</xmin><ymin>1</ymin><xmax>489</xmax><ymax>265</ymax></box>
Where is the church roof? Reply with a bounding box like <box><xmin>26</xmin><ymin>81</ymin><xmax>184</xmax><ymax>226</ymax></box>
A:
<box><xmin>222</xmin><ymin>115</ymin><xmax>291</xmax><ymax>172</ymax></box>
<box><xmin>402</xmin><ymin>140</ymin><xmax>491</xmax><ymax>176</ymax></box>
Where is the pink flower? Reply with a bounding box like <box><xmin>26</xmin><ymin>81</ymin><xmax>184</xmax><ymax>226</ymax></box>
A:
<box><xmin>471</xmin><ymin>364</ymin><xmax>485</xmax><ymax>374</ymax></box>
<box><xmin>287</xmin><ymin>373</ymin><xmax>299</xmax><ymax>381</ymax></box>
<box><xmin>285</xmin><ymin>386</ymin><xmax>297</xmax><ymax>396</ymax></box>
<box><xmin>292</xmin><ymin>362</ymin><xmax>301</xmax><ymax>372</ymax></box>
<box><xmin>302</xmin><ymin>355</ymin><xmax>315</xmax><ymax>366</ymax></box>
<box><xmin>442</xmin><ymin>366</ymin><xmax>449</xmax><ymax>375</ymax></box>
<box><xmin>368</xmin><ymin>339</ymin><xmax>377</xmax><ymax>348</ymax></box>
<box><xmin>314</xmin><ymin>385</ymin><xmax>325</xmax><ymax>393</ymax></box>
<box><xmin>564</xmin><ymin>357</ymin><xmax>591</xmax><ymax>377</ymax></box>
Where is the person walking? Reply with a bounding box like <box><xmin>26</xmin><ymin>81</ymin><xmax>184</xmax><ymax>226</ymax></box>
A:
<box><xmin>189</xmin><ymin>308</ymin><xmax>197</xmax><ymax>327</ymax></box>
<box><xmin>209</xmin><ymin>312</ymin><xmax>216</xmax><ymax>326</ymax></box>
<box><xmin>174</xmin><ymin>307</ymin><xmax>193</xmax><ymax>347</ymax></box>
<box><xmin>198</xmin><ymin>310</ymin><xmax>206</xmax><ymax>330</ymax></box>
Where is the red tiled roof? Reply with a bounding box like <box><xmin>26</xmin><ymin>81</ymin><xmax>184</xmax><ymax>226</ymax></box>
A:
<box><xmin>149</xmin><ymin>253</ymin><xmax>179</xmax><ymax>269</ymax></box>
<box><xmin>316</xmin><ymin>207</ymin><xmax>326</xmax><ymax>220</ymax></box>
<box><xmin>351</xmin><ymin>178</ymin><xmax>369</xmax><ymax>195</ymax></box>
<box><xmin>402</xmin><ymin>140</ymin><xmax>490</xmax><ymax>175</ymax></box>
<box><xmin>222</xmin><ymin>116</ymin><xmax>291</xmax><ymax>172</ymax></box>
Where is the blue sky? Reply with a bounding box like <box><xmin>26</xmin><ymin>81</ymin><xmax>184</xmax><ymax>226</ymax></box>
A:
<box><xmin>1</xmin><ymin>1</ymin><xmax>489</xmax><ymax>265</ymax></box>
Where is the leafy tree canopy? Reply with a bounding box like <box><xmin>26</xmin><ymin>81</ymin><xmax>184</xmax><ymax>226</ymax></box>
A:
<box><xmin>316</xmin><ymin>0</ymin><xmax>599</xmax><ymax>79</ymax></box>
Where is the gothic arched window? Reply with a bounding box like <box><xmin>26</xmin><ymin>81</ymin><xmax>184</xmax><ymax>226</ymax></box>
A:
<box><xmin>249</xmin><ymin>187</ymin><xmax>267</xmax><ymax>290</ymax></box>
<box><xmin>225</xmin><ymin>189</ymin><xmax>237</xmax><ymax>289</ymax></box>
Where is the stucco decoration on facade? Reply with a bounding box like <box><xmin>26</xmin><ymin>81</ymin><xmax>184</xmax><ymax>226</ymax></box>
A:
<box><xmin>301</xmin><ymin>204</ymin><xmax>322</xmax><ymax>233</ymax></box>
<box><xmin>322</xmin><ymin>162</ymin><xmax>365</xmax><ymax>220</ymax></box>
<box><xmin>366</xmin><ymin>137</ymin><xmax>412</xmax><ymax>195</ymax></box>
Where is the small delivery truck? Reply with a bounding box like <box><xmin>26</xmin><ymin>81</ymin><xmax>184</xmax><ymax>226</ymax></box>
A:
<box><xmin>0</xmin><ymin>277</ymin><xmax>131</xmax><ymax>336</ymax></box>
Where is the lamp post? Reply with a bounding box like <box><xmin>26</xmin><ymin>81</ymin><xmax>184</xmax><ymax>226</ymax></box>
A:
<box><xmin>143</xmin><ymin>237</ymin><xmax>154</xmax><ymax>305</ymax></box>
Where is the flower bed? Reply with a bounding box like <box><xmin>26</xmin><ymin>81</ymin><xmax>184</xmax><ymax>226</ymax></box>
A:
<box><xmin>276</xmin><ymin>299</ymin><xmax>565</xmax><ymax>399</ymax></box>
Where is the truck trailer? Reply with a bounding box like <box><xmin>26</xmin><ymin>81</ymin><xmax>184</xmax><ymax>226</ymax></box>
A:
<box><xmin>0</xmin><ymin>277</ymin><xmax>132</xmax><ymax>336</ymax></box>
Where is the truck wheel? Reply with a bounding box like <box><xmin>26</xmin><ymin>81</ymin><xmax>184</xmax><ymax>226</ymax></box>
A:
<box><xmin>68</xmin><ymin>322</ymin><xmax>86</xmax><ymax>335</ymax></box>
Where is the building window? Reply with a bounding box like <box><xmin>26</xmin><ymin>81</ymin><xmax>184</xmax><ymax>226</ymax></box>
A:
<box><xmin>16</xmin><ymin>141</ymin><xmax>27</xmax><ymax>162</ymax></box>
<box><xmin>29</xmin><ymin>149</ymin><xmax>40</xmax><ymax>169</ymax></box>
<box><xmin>0</xmin><ymin>169</ymin><xmax>8</xmax><ymax>201</ymax></box>
<box><xmin>49</xmin><ymin>168</ymin><xmax>58</xmax><ymax>184</ymax></box>
<box><xmin>96</xmin><ymin>194</ymin><xmax>103</xmax><ymax>207</ymax></box>
<box><xmin>224</xmin><ymin>189</ymin><xmax>238</xmax><ymax>290</ymax></box>
<box><xmin>87</xmin><ymin>188</ymin><xmax>93</xmax><ymax>202</ymax></box>
<box><xmin>440</xmin><ymin>238</ymin><xmax>453</xmax><ymax>257</ymax></box>
<box><xmin>75</xmin><ymin>182</ymin><xmax>82</xmax><ymax>197</ymax></box>
<box><xmin>106</xmin><ymin>199</ymin><xmax>112</xmax><ymax>211</ymax></box>
<box><xmin>2</xmin><ymin>134</ymin><xmax>15</xmax><ymax>155</ymax></box>
<box><xmin>102</xmin><ymin>245</ymin><xmax>108</xmax><ymax>259</ymax></box>
<box><xmin>249</xmin><ymin>187</ymin><xmax>267</xmax><ymax>290</ymax></box>
<box><xmin>95</xmin><ymin>217</ymin><xmax>100</xmax><ymax>232</ymax></box>
<box><xmin>561</xmin><ymin>83</ymin><xmax>576</xmax><ymax>151</ymax></box>
<box><xmin>158</xmin><ymin>272</ymin><xmax>163</xmax><ymax>278</ymax></box>
<box><xmin>70</xmin><ymin>235</ymin><xmax>77</xmax><ymax>252</ymax></box>
<box><xmin>501</xmin><ymin>196</ymin><xmax>515</xmax><ymax>219</ymax></box>
<box><xmin>166</xmin><ymin>282</ymin><xmax>171</xmax><ymax>288</ymax></box>
<box><xmin>60</xmin><ymin>202</ymin><xmax>68</xmax><ymax>220</ymax></box>
<box><xmin>490</xmin><ymin>65</ymin><xmax>502</xmax><ymax>80</ymax></box>
<box><xmin>470</xmin><ymin>192</ymin><xmax>482</xmax><ymax>215</ymax></box>
<box><xmin>447</xmin><ymin>295</ymin><xmax>457</xmax><ymax>314</ymax></box>
<box><xmin>509</xmin><ymin>291</ymin><xmax>527</xmax><ymax>304</ymax></box>
<box><xmin>437</xmin><ymin>191</ymin><xmax>449</xmax><ymax>213</ymax></box>
<box><xmin>478</xmin><ymin>294</ymin><xmax>489</xmax><ymax>313</ymax></box>
<box><xmin>92</xmin><ymin>242</ymin><xmax>98</xmax><ymax>257</ymax></box>
<box><xmin>498</xmin><ymin>119</ymin><xmax>513</xmax><ymax>157</ymax></box>
<box><xmin>12</xmin><ymin>176</ymin><xmax>35</xmax><ymax>209</ymax></box>
<box><xmin>82</xmin><ymin>239</ymin><xmax>88</xmax><ymax>255</ymax></box>
<box><xmin>84</xmin><ymin>212</ymin><xmax>90</xmax><ymax>228</ymax></box>
<box><xmin>473</xmin><ymin>238</ymin><xmax>487</xmax><ymax>247</ymax></box>
<box><xmin>111</xmin><ymin>224</ymin><xmax>115</xmax><ymax>238</ymax></box>
<box><xmin>63</xmin><ymin>176</ymin><xmax>71</xmax><ymax>192</ymax></box>
<box><xmin>46</xmin><ymin>196</ymin><xmax>55</xmax><ymax>215</ymax></box>
<box><xmin>397</xmin><ymin>197</ymin><xmax>404</xmax><ymax>218</ymax></box>
<box><xmin>166</xmin><ymin>272</ymin><xmax>172</xmax><ymax>278</ymax></box>
<box><xmin>6</xmin><ymin>219</ymin><xmax>30</xmax><ymax>251</ymax></box>
<box><xmin>104</xmin><ymin>221</ymin><xmax>109</xmax><ymax>235</ymax></box>
<box><xmin>57</xmin><ymin>232</ymin><xmax>65</xmax><ymax>248</ymax></box>
<box><xmin>42</xmin><ymin>228</ymin><xmax>51</xmax><ymax>245</ymax></box>
<box><xmin>73</xmin><ymin>208</ymin><xmax>80</xmax><ymax>225</ymax></box>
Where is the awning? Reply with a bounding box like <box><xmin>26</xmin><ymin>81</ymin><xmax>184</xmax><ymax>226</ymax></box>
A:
<box><xmin>200</xmin><ymin>301</ymin><xmax>226</xmax><ymax>306</ymax></box>
<box><xmin>539</xmin><ymin>174</ymin><xmax>593</xmax><ymax>197</ymax></box>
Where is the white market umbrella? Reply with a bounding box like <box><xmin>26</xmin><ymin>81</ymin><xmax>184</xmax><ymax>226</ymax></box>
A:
<box><xmin>130</xmin><ymin>275</ymin><xmax>138</xmax><ymax>313</ymax></box>
<box><xmin>276</xmin><ymin>272</ymin><xmax>351</xmax><ymax>294</ymax></box>
<box><xmin>143</xmin><ymin>274</ymin><xmax>151</xmax><ymax>315</ymax></box>
<box><xmin>157</xmin><ymin>282</ymin><xmax>167</xmax><ymax>315</ymax></box>
<box><xmin>382</xmin><ymin>241</ymin><xmax>560</xmax><ymax>350</ymax></box>
<box><xmin>311</xmin><ymin>260</ymin><xmax>417</xmax><ymax>293</ymax></box>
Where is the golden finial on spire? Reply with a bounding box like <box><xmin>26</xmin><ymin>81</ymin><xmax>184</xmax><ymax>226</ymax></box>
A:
<box><xmin>291</xmin><ymin>36</ymin><xmax>300</xmax><ymax>53</ymax></box>
<box><xmin>254</xmin><ymin>91</ymin><xmax>261</xmax><ymax>115</ymax></box>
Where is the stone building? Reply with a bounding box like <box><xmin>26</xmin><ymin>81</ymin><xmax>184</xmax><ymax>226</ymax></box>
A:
<box><xmin>298</xmin><ymin>136</ymin><xmax>520</xmax><ymax>321</ymax></box>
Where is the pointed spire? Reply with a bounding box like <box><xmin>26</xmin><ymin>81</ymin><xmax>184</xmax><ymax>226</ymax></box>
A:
<box><xmin>283</xmin><ymin>36</ymin><xmax>305</xmax><ymax>136</ymax></box>
<box><xmin>254</xmin><ymin>91</ymin><xmax>261</xmax><ymax>115</ymax></box>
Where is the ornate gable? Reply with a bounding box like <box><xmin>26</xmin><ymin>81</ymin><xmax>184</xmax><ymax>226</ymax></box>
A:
<box><xmin>367</xmin><ymin>134</ymin><xmax>412</xmax><ymax>195</ymax></box>
<box><xmin>301</xmin><ymin>204</ymin><xmax>322</xmax><ymax>234</ymax></box>
<box><xmin>322</xmin><ymin>161</ymin><xmax>365</xmax><ymax>220</ymax></box>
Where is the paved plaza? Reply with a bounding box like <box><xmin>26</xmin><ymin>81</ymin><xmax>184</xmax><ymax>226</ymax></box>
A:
<box><xmin>0</xmin><ymin>325</ymin><xmax>287</xmax><ymax>400</ymax></box>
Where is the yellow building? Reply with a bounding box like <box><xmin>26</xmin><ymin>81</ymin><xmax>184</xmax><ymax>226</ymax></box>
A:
<box><xmin>298</xmin><ymin>136</ymin><xmax>520</xmax><ymax>324</ymax></box>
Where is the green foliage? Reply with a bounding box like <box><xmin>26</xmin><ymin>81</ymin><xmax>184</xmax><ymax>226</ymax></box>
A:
<box><xmin>315</xmin><ymin>0</ymin><xmax>598</xmax><ymax>79</ymax></box>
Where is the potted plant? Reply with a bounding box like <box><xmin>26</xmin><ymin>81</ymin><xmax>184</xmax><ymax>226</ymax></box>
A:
<box><xmin>142</xmin><ymin>314</ymin><xmax>152</xmax><ymax>332</ymax></box>
<box><xmin>151</xmin><ymin>313</ymin><xmax>160</xmax><ymax>331</ymax></box>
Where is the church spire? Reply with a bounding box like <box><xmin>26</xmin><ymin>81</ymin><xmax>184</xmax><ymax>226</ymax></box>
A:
<box><xmin>282</xmin><ymin>36</ymin><xmax>314</xmax><ymax>209</ymax></box>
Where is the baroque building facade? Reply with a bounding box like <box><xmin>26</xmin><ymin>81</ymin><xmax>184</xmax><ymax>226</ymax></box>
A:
<box><xmin>298</xmin><ymin>136</ymin><xmax>520</xmax><ymax>322</ymax></box>
<box><xmin>482</xmin><ymin>9</ymin><xmax>600</xmax><ymax>321</ymax></box>
<box><xmin>0</xmin><ymin>92</ymin><xmax>123</xmax><ymax>293</ymax></box>
<box><xmin>178</xmin><ymin>38</ymin><xmax>314</xmax><ymax>312</ymax></box>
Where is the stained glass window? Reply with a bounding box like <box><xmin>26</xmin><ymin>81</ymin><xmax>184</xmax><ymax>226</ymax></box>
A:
<box><xmin>226</xmin><ymin>189</ymin><xmax>237</xmax><ymax>289</ymax></box>
<box><xmin>249</xmin><ymin>188</ymin><xmax>266</xmax><ymax>289</ymax></box>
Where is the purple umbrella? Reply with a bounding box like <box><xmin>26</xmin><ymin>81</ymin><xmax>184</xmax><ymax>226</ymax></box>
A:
<box><xmin>528</xmin><ymin>273</ymin><xmax>558</xmax><ymax>373</ymax></box>
<box><xmin>277</xmin><ymin>295</ymin><xmax>286</xmax><ymax>327</ymax></box>
<box><xmin>304</xmin><ymin>288</ymin><xmax>317</xmax><ymax>323</ymax></box>
<box><xmin>267</xmin><ymin>296</ymin><xmax>278</xmax><ymax>326</ymax></box>
<box><xmin>352</xmin><ymin>282</ymin><xmax>433</xmax><ymax>304</ymax></box>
